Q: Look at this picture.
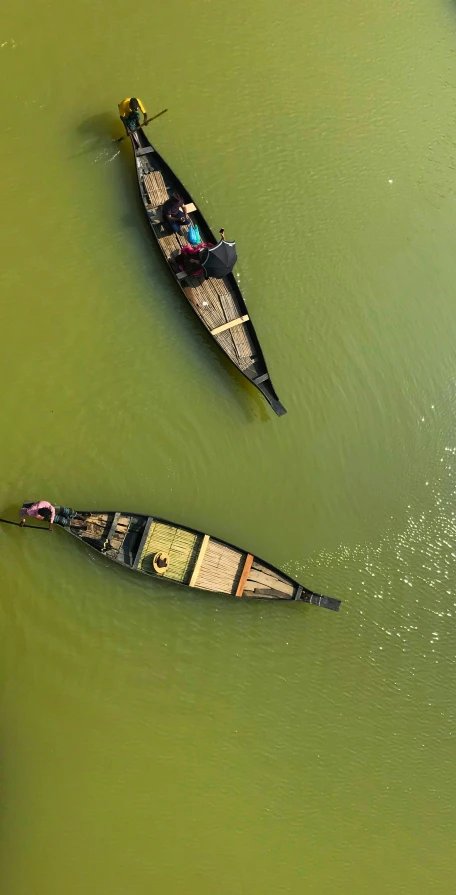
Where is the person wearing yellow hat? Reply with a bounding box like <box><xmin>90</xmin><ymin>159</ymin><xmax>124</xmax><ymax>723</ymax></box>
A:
<box><xmin>152</xmin><ymin>552</ymin><xmax>170</xmax><ymax>575</ymax></box>
<box><xmin>118</xmin><ymin>97</ymin><xmax>148</xmax><ymax>133</ymax></box>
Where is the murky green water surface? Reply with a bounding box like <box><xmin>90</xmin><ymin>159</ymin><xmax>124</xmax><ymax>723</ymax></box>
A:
<box><xmin>1</xmin><ymin>0</ymin><xmax>456</xmax><ymax>891</ymax></box>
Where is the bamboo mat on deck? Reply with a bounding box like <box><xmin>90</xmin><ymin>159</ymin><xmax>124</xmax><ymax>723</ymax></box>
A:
<box><xmin>140</xmin><ymin>521</ymin><xmax>199</xmax><ymax>583</ymax></box>
<box><xmin>143</xmin><ymin>171</ymin><xmax>168</xmax><ymax>206</ymax></box>
<box><xmin>195</xmin><ymin>540</ymin><xmax>244</xmax><ymax>594</ymax></box>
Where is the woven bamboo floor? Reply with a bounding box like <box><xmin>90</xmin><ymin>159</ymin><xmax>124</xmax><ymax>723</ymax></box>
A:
<box><xmin>195</xmin><ymin>539</ymin><xmax>245</xmax><ymax>594</ymax></box>
<box><xmin>142</xmin><ymin>167</ymin><xmax>258</xmax><ymax>375</ymax></box>
<box><xmin>139</xmin><ymin>521</ymin><xmax>200</xmax><ymax>582</ymax></box>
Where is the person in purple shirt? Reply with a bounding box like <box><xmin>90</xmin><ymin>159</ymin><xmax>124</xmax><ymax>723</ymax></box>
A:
<box><xmin>162</xmin><ymin>192</ymin><xmax>191</xmax><ymax>233</ymax></box>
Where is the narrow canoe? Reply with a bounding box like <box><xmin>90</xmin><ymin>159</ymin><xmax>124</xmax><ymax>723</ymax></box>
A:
<box><xmin>60</xmin><ymin>510</ymin><xmax>340</xmax><ymax>610</ymax></box>
<box><xmin>121</xmin><ymin>122</ymin><xmax>287</xmax><ymax>416</ymax></box>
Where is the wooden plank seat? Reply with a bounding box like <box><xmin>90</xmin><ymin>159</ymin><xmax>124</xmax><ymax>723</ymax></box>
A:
<box><xmin>211</xmin><ymin>315</ymin><xmax>249</xmax><ymax>336</ymax></box>
<box><xmin>235</xmin><ymin>554</ymin><xmax>254</xmax><ymax>596</ymax></box>
<box><xmin>189</xmin><ymin>534</ymin><xmax>210</xmax><ymax>587</ymax></box>
<box><xmin>106</xmin><ymin>515</ymin><xmax>131</xmax><ymax>556</ymax></box>
<box><xmin>132</xmin><ymin>518</ymin><xmax>154</xmax><ymax>569</ymax></box>
<box><xmin>105</xmin><ymin>512</ymin><xmax>121</xmax><ymax>545</ymax></box>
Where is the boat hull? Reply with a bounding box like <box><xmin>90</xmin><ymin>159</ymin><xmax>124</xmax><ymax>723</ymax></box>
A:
<box><xmin>62</xmin><ymin>510</ymin><xmax>340</xmax><ymax>610</ymax></box>
<box><xmin>122</xmin><ymin>123</ymin><xmax>286</xmax><ymax>416</ymax></box>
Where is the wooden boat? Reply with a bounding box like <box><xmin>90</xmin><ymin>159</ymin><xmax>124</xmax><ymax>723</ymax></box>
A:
<box><xmin>61</xmin><ymin>510</ymin><xmax>341</xmax><ymax>610</ymax></box>
<box><xmin>122</xmin><ymin>122</ymin><xmax>287</xmax><ymax>416</ymax></box>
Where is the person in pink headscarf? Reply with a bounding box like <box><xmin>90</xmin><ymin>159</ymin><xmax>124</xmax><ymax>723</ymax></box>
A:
<box><xmin>19</xmin><ymin>501</ymin><xmax>86</xmax><ymax>531</ymax></box>
<box><xmin>176</xmin><ymin>242</ymin><xmax>213</xmax><ymax>277</ymax></box>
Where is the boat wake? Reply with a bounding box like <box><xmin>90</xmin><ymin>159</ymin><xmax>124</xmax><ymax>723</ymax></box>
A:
<box><xmin>91</xmin><ymin>148</ymin><xmax>120</xmax><ymax>165</ymax></box>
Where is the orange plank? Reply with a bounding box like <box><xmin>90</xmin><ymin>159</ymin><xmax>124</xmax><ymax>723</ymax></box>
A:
<box><xmin>235</xmin><ymin>553</ymin><xmax>254</xmax><ymax>597</ymax></box>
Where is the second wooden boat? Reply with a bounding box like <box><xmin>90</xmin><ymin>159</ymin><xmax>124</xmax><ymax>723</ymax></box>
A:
<box><xmin>60</xmin><ymin>509</ymin><xmax>340</xmax><ymax>610</ymax></box>
<box><xmin>122</xmin><ymin>121</ymin><xmax>287</xmax><ymax>416</ymax></box>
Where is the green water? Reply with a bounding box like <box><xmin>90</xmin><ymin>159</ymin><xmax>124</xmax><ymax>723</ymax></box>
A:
<box><xmin>2</xmin><ymin>0</ymin><xmax>456</xmax><ymax>891</ymax></box>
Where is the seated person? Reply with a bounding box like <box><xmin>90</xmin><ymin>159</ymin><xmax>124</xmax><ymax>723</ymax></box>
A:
<box><xmin>118</xmin><ymin>97</ymin><xmax>148</xmax><ymax>132</ymax></box>
<box><xmin>162</xmin><ymin>192</ymin><xmax>191</xmax><ymax>233</ymax></box>
<box><xmin>176</xmin><ymin>245</ymin><xmax>204</xmax><ymax>276</ymax></box>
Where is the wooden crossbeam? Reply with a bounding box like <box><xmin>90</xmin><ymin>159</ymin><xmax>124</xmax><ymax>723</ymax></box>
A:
<box><xmin>253</xmin><ymin>373</ymin><xmax>269</xmax><ymax>385</ymax></box>
<box><xmin>106</xmin><ymin>512</ymin><xmax>121</xmax><ymax>544</ymax></box>
<box><xmin>235</xmin><ymin>553</ymin><xmax>254</xmax><ymax>597</ymax></box>
<box><xmin>189</xmin><ymin>534</ymin><xmax>210</xmax><ymax>587</ymax></box>
<box><xmin>132</xmin><ymin>517</ymin><xmax>154</xmax><ymax>569</ymax></box>
<box><xmin>210</xmin><ymin>315</ymin><xmax>249</xmax><ymax>336</ymax></box>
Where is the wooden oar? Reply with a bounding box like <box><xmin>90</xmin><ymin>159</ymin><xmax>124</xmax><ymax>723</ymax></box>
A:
<box><xmin>114</xmin><ymin>108</ymin><xmax>168</xmax><ymax>143</ymax></box>
<box><xmin>0</xmin><ymin>517</ymin><xmax>48</xmax><ymax>531</ymax></box>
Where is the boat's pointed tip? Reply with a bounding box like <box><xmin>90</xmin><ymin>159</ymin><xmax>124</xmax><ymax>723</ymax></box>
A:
<box><xmin>299</xmin><ymin>589</ymin><xmax>341</xmax><ymax>611</ymax></box>
<box><xmin>316</xmin><ymin>595</ymin><xmax>342</xmax><ymax>612</ymax></box>
<box><xmin>273</xmin><ymin>402</ymin><xmax>287</xmax><ymax>417</ymax></box>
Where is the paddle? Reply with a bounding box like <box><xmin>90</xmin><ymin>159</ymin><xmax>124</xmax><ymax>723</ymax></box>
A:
<box><xmin>0</xmin><ymin>517</ymin><xmax>49</xmax><ymax>531</ymax></box>
<box><xmin>114</xmin><ymin>108</ymin><xmax>168</xmax><ymax>143</ymax></box>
